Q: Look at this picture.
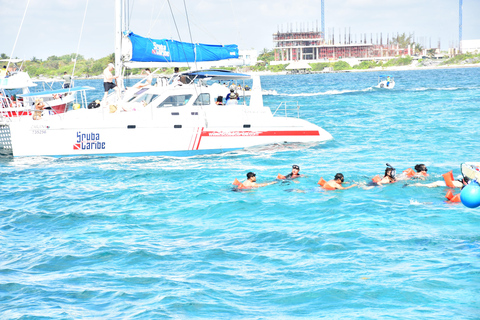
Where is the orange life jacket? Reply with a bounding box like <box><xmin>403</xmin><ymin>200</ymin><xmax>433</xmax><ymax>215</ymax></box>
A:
<box><xmin>442</xmin><ymin>171</ymin><xmax>456</xmax><ymax>188</ymax></box>
<box><xmin>317</xmin><ymin>177</ymin><xmax>336</xmax><ymax>190</ymax></box>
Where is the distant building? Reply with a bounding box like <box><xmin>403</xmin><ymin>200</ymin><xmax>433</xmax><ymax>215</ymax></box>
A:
<box><xmin>272</xmin><ymin>30</ymin><xmax>410</xmax><ymax>65</ymax></box>
<box><xmin>238</xmin><ymin>50</ymin><xmax>258</xmax><ymax>66</ymax></box>
<box><xmin>460</xmin><ymin>40</ymin><xmax>480</xmax><ymax>54</ymax></box>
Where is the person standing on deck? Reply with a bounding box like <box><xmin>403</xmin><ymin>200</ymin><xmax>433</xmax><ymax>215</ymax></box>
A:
<box><xmin>102</xmin><ymin>63</ymin><xmax>120</xmax><ymax>103</ymax></box>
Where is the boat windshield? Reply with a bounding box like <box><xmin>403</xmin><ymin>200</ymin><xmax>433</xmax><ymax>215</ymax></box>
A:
<box><xmin>133</xmin><ymin>93</ymin><xmax>160</xmax><ymax>105</ymax></box>
<box><xmin>157</xmin><ymin>94</ymin><xmax>193</xmax><ymax>108</ymax></box>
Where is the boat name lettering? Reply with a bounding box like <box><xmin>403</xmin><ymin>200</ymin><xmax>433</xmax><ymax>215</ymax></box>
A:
<box><xmin>208</xmin><ymin>131</ymin><xmax>261</xmax><ymax>137</ymax></box>
<box><xmin>74</xmin><ymin>131</ymin><xmax>105</xmax><ymax>150</ymax></box>
<box><xmin>152</xmin><ymin>42</ymin><xmax>170</xmax><ymax>58</ymax></box>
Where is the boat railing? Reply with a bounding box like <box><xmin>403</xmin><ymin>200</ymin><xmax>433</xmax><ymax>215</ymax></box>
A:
<box><xmin>0</xmin><ymin>96</ymin><xmax>32</xmax><ymax>120</ymax></box>
<box><xmin>273</xmin><ymin>101</ymin><xmax>300</xmax><ymax>118</ymax></box>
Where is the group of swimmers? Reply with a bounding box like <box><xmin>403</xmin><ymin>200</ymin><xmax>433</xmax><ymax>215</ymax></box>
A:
<box><xmin>235</xmin><ymin>163</ymin><xmax>469</xmax><ymax>194</ymax></box>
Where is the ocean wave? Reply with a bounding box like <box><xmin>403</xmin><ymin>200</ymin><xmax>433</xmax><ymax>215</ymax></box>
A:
<box><xmin>276</xmin><ymin>87</ymin><xmax>374</xmax><ymax>97</ymax></box>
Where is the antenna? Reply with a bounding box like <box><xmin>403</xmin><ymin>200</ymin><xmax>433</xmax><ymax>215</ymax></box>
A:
<box><xmin>459</xmin><ymin>0</ymin><xmax>463</xmax><ymax>54</ymax></box>
<box><xmin>321</xmin><ymin>0</ymin><xmax>325</xmax><ymax>39</ymax></box>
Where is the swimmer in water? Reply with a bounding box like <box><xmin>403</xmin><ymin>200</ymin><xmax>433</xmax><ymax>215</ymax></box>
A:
<box><xmin>324</xmin><ymin>173</ymin><xmax>358</xmax><ymax>190</ymax></box>
<box><xmin>377</xmin><ymin>165</ymin><xmax>397</xmax><ymax>185</ymax></box>
<box><xmin>284</xmin><ymin>164</ymin><xmax>302</xmax><ymax>179</ymax></box>
<box><xmin>242</xmin><ymin>172</ymin><xmax>277</xmax><ymax>188</ymax></box>
<box><xmin>409</xmin><ymin>175</ymin><xmax>469</xmax><ymax>188</ymax></box>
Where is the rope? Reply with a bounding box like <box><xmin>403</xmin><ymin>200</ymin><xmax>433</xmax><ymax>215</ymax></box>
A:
<box><xmin>183</xmin><ymin>0</ymin><xmax>197</xmax><ymax>70</ymax></box>
<box><xmin>148</xmin><ymin>0</ymin><xmax>168</xmax><ymax>37</ymax></box>
<box><xmin>71</xmin><ymin>0</ymin><xmax>89</xmax><ymax>91</ymax></box>
<box><xmin>7</xmin><ymin>0</ymin><xmax>31</xmax><ymax>71</ymax></box>
<box><xmin>166</xmin><ymin>0</ymin><xmax>190</xmax><ymax>68</ymax></box>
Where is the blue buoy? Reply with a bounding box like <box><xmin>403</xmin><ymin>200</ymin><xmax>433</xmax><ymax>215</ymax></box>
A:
<box><xmin>460</xmin><ymin>181</ymin><xmax>480</xmax><ymax>208</ymax></box>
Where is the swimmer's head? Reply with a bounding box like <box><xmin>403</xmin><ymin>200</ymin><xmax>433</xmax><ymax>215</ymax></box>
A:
<box><xmin>415</xmin><ymin>164</ymin><xmax>428</xmax><ymax>173</ymax></box>
<box><xmin>246</xmin><ymin>172</ymin><xmax>256</xmax><ymax>179</ymax></box>
<box><xmin>292</xmin><ymin>164</ymin><xmax>300</xmax><ymax>173</ymax></box>
<box><xmin>334</xmin><ymin>173</ymin><xmax>344</xmax><ymax>183</ymax></box>
<box><xmin>385</xmin><ymin>163</ymin><xmax>396</xmax><ymax>179</ymax></box>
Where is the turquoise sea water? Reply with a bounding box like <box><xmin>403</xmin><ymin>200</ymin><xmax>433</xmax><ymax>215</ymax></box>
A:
<box><xmin>1</xmin><ymin>68</ymin><xmax>480</xmax><ymax>319</ymax></box>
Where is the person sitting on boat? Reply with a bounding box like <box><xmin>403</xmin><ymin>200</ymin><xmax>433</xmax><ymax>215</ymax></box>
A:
<box><xmin>225</xmin><ymin>89</ymin><xmax>239</xmax><ymax>105</ymax></box>
<box><xmin>324</xmin><ymin>173</ymin><xmax>357</xmax><ymax>190</ymax></box>
<box><xmin>102</xmin><ymin>63</ymin><xmax>120</xmax><ymax>102</ymax></box>
<box><xmin>387</xmin><ymin>76</ymin><xmax>392</xmax><ymax>87</ymax></box>
<box><xmin>216</xmin><ymin>96</ymin><xmax>224</xmax><ymax>105</ymax></box>
<box><xmin>244</xmin><ymin>85</ymin><xmax>250</xmax><ymax>91</ymax></box>
<box><xmin>242</xmin><ymin>172</ymin><xmax>276</xmax><ymax>188</ymax></box>
<box><xmin>33</xmin><ymin>98</ymin><xmax>45</xmax><ymax>120</ymax></box>
<box><xmin>62</xmin><ymin>72</ymin><xmax>72</xmax><ymax>88</ymax></box>
<box><xmin>134</xmin><ymin>68</ymin><xmax>153</xmax><ymax>89</ymax></box>
<box><xmin>0</xmin><ymin>66</ymin><xmax>7</xmax><ymax>78</ymax></box>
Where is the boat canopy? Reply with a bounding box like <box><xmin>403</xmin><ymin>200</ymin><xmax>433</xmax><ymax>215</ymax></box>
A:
<box><xmin>126</xmin><ymin>32</ymin><xmax>238</xmax><ymax>63</ymax></box>
<box><xmin>0</xmin><ymin>59</ymin><xmax>23</xmax><ymax>63</ymax></box>
<box><xmin>184</xmin><ymin>69</ymin><xmax>250</xmax><ymax>81</ymax></box>
<box><xmin>19</xmin><ymin>86</ymin><xmax>95</xmax><ymax>98</ymax></box>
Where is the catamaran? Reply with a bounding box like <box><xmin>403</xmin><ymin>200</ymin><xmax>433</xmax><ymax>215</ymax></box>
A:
<box><xmin>0</xmin><ymin>0</ymin><xmax>333</xmax><ymax>157</ymax></box>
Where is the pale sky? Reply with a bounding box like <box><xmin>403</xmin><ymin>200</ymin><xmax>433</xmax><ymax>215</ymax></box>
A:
<box><xmin>1</xmin><ymin>0</ymin><xmax>479</xmax><ymax>60</ymax></box>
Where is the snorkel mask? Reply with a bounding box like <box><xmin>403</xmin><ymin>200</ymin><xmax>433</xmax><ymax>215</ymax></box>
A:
<box><xmin>386</xmin><ymin>163</ymin><xmax>396</xmax><ymax>179</ymax></box>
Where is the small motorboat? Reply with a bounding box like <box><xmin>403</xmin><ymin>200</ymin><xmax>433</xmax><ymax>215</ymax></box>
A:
<box><xmin>375</xmin><ymin>75</ymin><xmax>395</xmax><ymax>89</ymax></box>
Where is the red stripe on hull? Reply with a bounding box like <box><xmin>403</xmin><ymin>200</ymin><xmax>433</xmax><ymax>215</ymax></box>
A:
<box><xmin>200</xmin><ymin>130</ymin><xmax>320</xmax><ymax>137</ymax></box>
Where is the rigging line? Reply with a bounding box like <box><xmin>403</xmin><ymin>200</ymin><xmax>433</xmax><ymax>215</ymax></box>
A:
<box><xmin>148</xmin><ymin>0</ymin><xmax>168</xmax><ymax>37</ymax></box>
<box><xmin>7</xmin><ymin>0</ymin><xmax>30</xmax><ymax>71</ymax></box>
<box><xmin>182</xmin><ymin>0</ymin><xmax>197</xmax><ymax>70</ymax></box>
<box><xmin>148</xmin><ymin>0</ymin><xmax>155</xmax><ymax>36</ymax></box>
<box><xmin>71</xmin><ymin>0</ymin><xmax>89</xmax><ymax>90</ymax></box>
<box><xmin>166</xmin><ymin>0</ymin><xmax>190</xmax><ymax>69</ymax></box>
<box><xmin>228</xmin><ymin>0</ymin><xmax>242</xmax><ymax>49</ymax></box>
<box><xmin>128</xmin><ymin>0</ymin><xmax>135</xmax><ymax>30</ymax></box>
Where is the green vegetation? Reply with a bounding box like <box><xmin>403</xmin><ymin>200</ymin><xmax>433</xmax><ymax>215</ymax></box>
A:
<box><xmin>0</xmin><ymin>53</ymin><xmax>194</xmax><ymax>78</ymax></box>
<box><xmin>391</xmin><ymin>33</ymin><xmax>423</xmax><ymax>55</ymax></box>
<box><xmin>352</xmin><ymin>60</ymin><xmax>383</xmax><ymax>69</ymax></box>
<box><xmin>332</xmin><ymin>61</ymin><xmax>351</xmax><ymax>71</ymax></box>
<box><xmin>383</xmin><ymin>56</ymin><xmax>413</xmax><ymax>67</ymax></box>
<box><xmin>441</xmin><ymin>52</ymin><xmax>480</xmax><ymax>65</ymax></box>
<box><xmin>3</xmin><ymin>49</ymin><xmax>479</xmax><ymax>78</ymax></box>
<box><xmin>258</xmin><ymin>49</ymin><xmax>275</xmax><ymax>64</ymax></box>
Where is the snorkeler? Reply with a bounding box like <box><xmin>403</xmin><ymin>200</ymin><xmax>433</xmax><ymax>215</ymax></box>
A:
<box><xmin>323</xmin><ymin>173</ymin><xmax>357</xmax><ymax>190</ymax></box>
<box><xmin>242</xmin><ymin>172</ymin><xmax>277</xmax><ymax>188</ymax></box>
<box><xmin>400</xmin><ymin>164</ymin><xmax>429</xmax><ymax>180</ymax></box>
<box><xmin>375</xmin><ymin>163</ymin><xmax>397</xmax><ymax>185</ymax></box>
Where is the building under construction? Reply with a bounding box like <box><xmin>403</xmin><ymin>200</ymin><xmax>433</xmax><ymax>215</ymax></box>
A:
<box><xmin>273</xmin><ymin>30</ymin><xmax>411</xmax><ymax>62</ymax></box>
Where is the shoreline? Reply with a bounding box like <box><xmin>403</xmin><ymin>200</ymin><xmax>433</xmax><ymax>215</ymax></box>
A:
<box><xmin>248</xmin><ymin>63</ymin><xmax>480</xmax><ymax>76</ymax></box>
<box><xmin>32</xmin><ymin>63</ymin><xmax>480</xmax><ymax>81</ymax></box>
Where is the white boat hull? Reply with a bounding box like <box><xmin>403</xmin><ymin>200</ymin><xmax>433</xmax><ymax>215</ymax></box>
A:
<box><xmin>376</xmin><ymin>80</ymin><xmax>395</xmax><ymax>89</ymax></box>
<box><xmin>2</xmin><ymin>105</ymin><xmax>332</xmax><ymax>157</ymax></box>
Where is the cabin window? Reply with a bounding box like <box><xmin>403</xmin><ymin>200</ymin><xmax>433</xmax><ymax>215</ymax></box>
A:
<box><xmin>193</xmin><ymin>93</ymin><xmax>210</xmax><ymax>106</ymax></box>
<box><xmin>157</xmin><ymin>94</ymin><xmax>193</xmax><ymax>108</ymax></box>
<box><xmin>127</xmin><ymin>88</ymin><xmax>150</xmax><ymax>102</ymax></box>
<box><xmin>133</xmin><ymin>93</ymin><xmax>160</xmax><ymax>105</ymax></box>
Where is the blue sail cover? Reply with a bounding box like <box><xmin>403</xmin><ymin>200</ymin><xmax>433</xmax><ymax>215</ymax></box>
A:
<box><xmin>127</xmin><ymin>32</ymin><xmax>239</xmax><ymax>63</ymax></box>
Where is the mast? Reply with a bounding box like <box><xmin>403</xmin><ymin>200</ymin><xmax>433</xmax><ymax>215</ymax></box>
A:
<box><xmin>115</xmin><ymin>0</ymin><xmax>122</xmax><ymax>77</ymax></box>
